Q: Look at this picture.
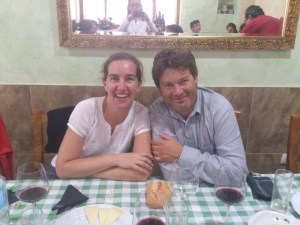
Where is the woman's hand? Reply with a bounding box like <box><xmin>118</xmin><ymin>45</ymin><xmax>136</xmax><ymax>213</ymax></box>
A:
<box><xmin>115</xmin><ymin>152</ymin><xmax>153</xmax><ymax>174</ymax></box>
<box><xmin>142</xmin><ymin>12</ymin><xmax>150</xmax><ymax>22</ymax></box>
<box><xmin>127</xmin><ymin>13</ymin><xmax>134</xmax><ymax>21</ymax></box>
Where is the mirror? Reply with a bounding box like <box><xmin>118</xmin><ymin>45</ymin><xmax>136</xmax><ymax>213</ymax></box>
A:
<box><xmin>57</xmin><ymin>0</ymin><xmax>300</xmax><ymax>49</ymax></box>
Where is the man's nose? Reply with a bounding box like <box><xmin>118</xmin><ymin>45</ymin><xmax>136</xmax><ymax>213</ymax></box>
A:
<box><xmin>174</xmin><ymin>84</ymin><xmax>183</xmax><ymax>95</ymax></box>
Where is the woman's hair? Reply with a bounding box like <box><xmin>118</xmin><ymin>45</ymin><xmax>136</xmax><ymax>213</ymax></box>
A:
<box><xmin>166</xmin><ymin>24</ymin><xmax>184</xmax><ymax>33</ymax></box>
<box><xmin>78</xmin><ymin>20</ymin><xmax>97</xmax><ymax>33</ymax></box>
<box><xmin>127</xmin><ymin>0</ymin><xmax>142</xmax><ymax>15</ymax></box>
<box><xmin>152</xmin><ymin>49</ymin><xmax>198</xmax><ymax>87</ymax></box>
<box><xmin>239</xmin><ymin>23</ymin><xmax>246</xmax><ymax>32</ymax></box>
<box><xmin>102</xmin><ymin>52</ymin><xmax>143</xmax><ymax>82</ymax></box>
<box><xmin>226</xmin><ymin>23</ymin><xmax>238</xmax><ymax>33</ymax></box>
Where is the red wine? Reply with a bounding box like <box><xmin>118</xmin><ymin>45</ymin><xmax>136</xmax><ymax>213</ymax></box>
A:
<box><xmin>215</xmin><ymin>188</ymin><xmax>244</xmax><ymax>205</ymax></box>
<box><xmin>137</xmin><ymin>217</ymin><xmax>166</xmax><ymax>225</ymax></box>
<box><xmin>18</xmin><ymin>187</ymin><xmax>48</xmax><ymax>203</ymax></box>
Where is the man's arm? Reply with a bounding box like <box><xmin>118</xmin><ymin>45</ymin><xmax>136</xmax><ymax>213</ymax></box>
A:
<box><xmin>150</xmin><ymin>105</ymin><xmax>247</xmax><ymax>184</ymax></box>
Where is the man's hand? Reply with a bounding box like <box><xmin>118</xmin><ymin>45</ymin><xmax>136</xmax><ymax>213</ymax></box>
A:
<box><xmin>151</xmin><ymin>133</ymin><xmax>183</xmax><ymax>163</ymax></box>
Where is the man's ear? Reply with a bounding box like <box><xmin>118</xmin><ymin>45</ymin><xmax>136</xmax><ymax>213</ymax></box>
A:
<box><xmin>195</xmin><ymin>75</ymin><xmax>198</xmax><ymax>86</ymax></box>
<box><xmin>248</xmin><ymin>15</ymin><xmax>253</xmax><ymax>20</ymax></box>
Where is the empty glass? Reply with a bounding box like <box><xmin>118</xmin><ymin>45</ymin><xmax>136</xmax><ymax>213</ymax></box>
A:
<box><xmin>270</xmin><ymin>169</ymin><xmax>293</xmax><ymax>213</ymax></box>
<box><xmin>168</xmin><ymin>201</ymin><xmax>189</xmax><ymax>225</ymax></box>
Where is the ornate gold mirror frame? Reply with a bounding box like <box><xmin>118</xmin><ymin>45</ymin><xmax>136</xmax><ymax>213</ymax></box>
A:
<box><xmin>57</xmin><ymin>0</ymin><xmax>300</xmax><ymax>49</ymax></box>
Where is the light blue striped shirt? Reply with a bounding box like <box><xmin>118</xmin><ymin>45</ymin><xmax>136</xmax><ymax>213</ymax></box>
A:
<box><xmin>149</xmin><ymin>87</ymin><xmax>247</xmax><ymax>184</ymax></box>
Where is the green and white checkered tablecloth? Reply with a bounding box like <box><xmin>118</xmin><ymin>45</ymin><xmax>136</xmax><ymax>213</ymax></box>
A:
<box><xmin>6</xmin><ymin>175</ymin><xmax>300</xmax><ymax>225</ymax></box>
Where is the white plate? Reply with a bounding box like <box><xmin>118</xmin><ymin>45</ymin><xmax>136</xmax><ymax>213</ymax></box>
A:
<box><xmin>292</xmin><ymin>191</ymin><xmax>300</xmax><ymax>215</ymax></box>
<box><xmin>248</xmin><ymin>210</ymin><xmax>300</xmax><ymax>225</ymax></box>
<box><xmin>54</xmin><ymin>204</ymin><xmax>132</xmax><ymax>225</ymax></box>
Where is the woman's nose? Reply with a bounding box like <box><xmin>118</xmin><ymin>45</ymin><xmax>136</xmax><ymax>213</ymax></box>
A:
<box><xmin>117</xmin><ymin>80</ymin><xmax>126</xmax><ymax>90</ymax></box>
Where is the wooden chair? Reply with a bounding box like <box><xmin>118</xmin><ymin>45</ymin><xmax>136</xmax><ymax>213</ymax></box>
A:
<box><xmin>32</xmin><ymin>109</ymin><xmax>48</xmax><ymax>164</ymax></box>
<box><xmin>234</xmin><ymin>110</ymin><xmax>241</xmax><ymax>125</ymax></box>
<box><xmin>287</xmin><ymin>115</ymin><xmax>300</xmax><ymax>173</ymax></box>
<box><xmin>32</xmin><ymin>107</ymin><xmax>74</xmax><ymax>165</ymax></box>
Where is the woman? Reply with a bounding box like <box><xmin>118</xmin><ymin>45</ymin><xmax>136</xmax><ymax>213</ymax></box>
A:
<box><xmin>226</xmin><ymin>23</ymin><xmax>238</xmax><ymax>33</ymax></box>
<box><xmin>118</xmin><ymin>0</ymin><xmax>157</xmax><ymax>35</ymax></box>
<box><xmin>46</xmin><ymin>52</ymin><xmax>153</xmax><ymax>181</ymax></box>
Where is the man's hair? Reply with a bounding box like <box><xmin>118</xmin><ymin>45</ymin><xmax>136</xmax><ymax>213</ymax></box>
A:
<box><xmin>245</xmin><ymin>5</ymin><xmax>264</xmax><ymax>20</ymax></box>
<box><xmin>190</xmin><ymin>20</ymin><xmax>200</xmax><ymax>29</ymax></box>
<box><xmin>102</xmin><ymin>52</ymin><xmax>143</xmax><ymax>82</ymax></box>
<box><xmin>152</xmin><ymin>49</ymin><xmax>198</xmax><ymax>87</ymax></box>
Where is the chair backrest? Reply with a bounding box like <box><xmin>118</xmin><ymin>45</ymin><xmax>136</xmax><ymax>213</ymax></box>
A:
<box><xmin>287</xmin><ymin>115</ymin><xmax>300</xmax><ymax>173</ymax></box>
<box><xmin>234</xmin><ymin>110</ymin><xmax>241</xmax><ymax>125</ymax></box>
<box><xmin>32</xmin><ymin>107</ymin><xmax>74</xmax><ymax>164</ymax></box>
<box><xmin>32</xmin><ymin>109</ymin><xmax>48</xmax><ymax>164</ymax></box>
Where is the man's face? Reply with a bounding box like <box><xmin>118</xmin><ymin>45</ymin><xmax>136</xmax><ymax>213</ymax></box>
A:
<box><xmin>192</xmin><ymin>23</ymin><xmax>201</xmax><ymax>33</ymax></box>
<box><xmin>158</xmin><ymin>68</ymin><xmax>198</xmax><ymax>119</ymax></box>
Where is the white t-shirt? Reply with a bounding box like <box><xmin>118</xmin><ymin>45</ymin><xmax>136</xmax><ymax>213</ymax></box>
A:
<box><xmin>118</xmin><ymin>17</ymin><xmax>158</xmax><ymax>35</ymax></box>
<box><xmin>51</xmin><ymin>97</ymin><xmax>150</xmax><ymax>167</ymax></box>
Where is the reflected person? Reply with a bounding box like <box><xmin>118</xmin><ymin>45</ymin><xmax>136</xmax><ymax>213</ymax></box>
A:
<box><xmin>118</xmin><ymin>0</ymin><xmax>157</xmax><ymax>35</ymax></box>
<box><xmin>190</xmin><ymin>20</ymin><xmax>201</xmax><ymax>34</ymax></box>
<box><xmin>149</xmin><ymin>49</ymin><xmax>247</xmax><ymax>184</ymax></box>
<box><xmin>226</xmin><ymin>23</ymin><xmax>238</xmax><ymax>33</ymax></box>
<box><xmin>241</xmin><ymin>5</ymin><xmax>283</xmax><ymax>36</ymax></box>
<box><xmin>78</xmin><ymin>20</ymin><xmax>98</xmax><ymax>34</ymax></box>
<box><xmin>165</xmin><ymin>24</ymin><xmax>183</xmax><ymax>36</ymax></box>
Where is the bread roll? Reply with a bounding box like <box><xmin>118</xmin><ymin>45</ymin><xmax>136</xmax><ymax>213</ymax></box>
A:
<box><xmin>146</xmin><ymin>181</ymin><xmax>172</xmax><ymax>209</ymax></box>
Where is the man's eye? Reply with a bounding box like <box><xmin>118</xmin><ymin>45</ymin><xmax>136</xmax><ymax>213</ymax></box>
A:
<box><xmin>164</xmin><ymin>84</ymin><xmax>171</xmax><ymax>87</ymax></box>
<box><xmin>110</xmin><ymin>77</ymin><xmax>118</xmax><ymax>81</ymax></box>
<box><xmin>126</xmin><ymin>77</ymin><xmax>135</xmax><ymax>81</ymax></box>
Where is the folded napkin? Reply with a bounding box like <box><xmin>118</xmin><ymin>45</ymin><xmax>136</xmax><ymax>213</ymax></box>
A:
<box><xmin>247</xmin><ymin>173</ymin><xmax>273</xmax><ymax>201</ymax></box>
<box><xmin>51</xmin><ymin>185</ymin><xmax>89</xmax><ymax>215</ymax></box>
<box><xmin>7</xmin><ymin>189</ymin><xmax>18</xmax><ymax>205</ymax></box>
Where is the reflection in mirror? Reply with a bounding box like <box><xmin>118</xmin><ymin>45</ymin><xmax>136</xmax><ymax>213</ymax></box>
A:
<box><xmin>70</xmin><ymin>0</ymin><xmax>287</xmax><ymax>37</ymax></box>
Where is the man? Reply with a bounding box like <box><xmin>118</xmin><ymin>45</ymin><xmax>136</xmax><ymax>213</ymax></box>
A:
<box><xmin>190</xmin><ymin>20</ymin><xmax>201</xmax><ymax>34</ymax></box>
<box><xmin>241</xmin><ymin>5</ymin><xmax>282</xmax><ymax>36</ymax></box>
<box><xmin>149</xmin><ymin>49</ymin><xmax>247</xmax><ymax>184</ymax></box>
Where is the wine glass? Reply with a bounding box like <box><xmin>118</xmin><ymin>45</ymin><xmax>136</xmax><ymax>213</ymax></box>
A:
<box><xmin>133</xmin><ymin>190</ymin><xmax>169</xmax><ymax>225</ymax></box>
<box><xmin>214</xmin><ymin>163</ymin><xmax>247</xmax><ymax>224</ymax></box>
<box><xmin>168</xmin><ymin>159</ymin><xmax>199</xmax><ymax>202</ymax></box>
<box><xmin>15</xmin><ymin>162</ymin><xmax>49</xmax><ymax>224</ymax></box>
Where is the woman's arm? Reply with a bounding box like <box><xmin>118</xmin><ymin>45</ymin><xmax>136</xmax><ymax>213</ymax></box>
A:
<box><xmin>93</xmin><ymin>131</ymin><xmax>153</xmax><ymax>181</ymax></box>
<box><xmin>56</xmin><ymin>128</ymin><xmax>118</xmax><ymax>178</ymax></box>
<box><xmin>56</xmin><ymin>129</ymin><xmax>153</xmax><ymax>180</ymax></box>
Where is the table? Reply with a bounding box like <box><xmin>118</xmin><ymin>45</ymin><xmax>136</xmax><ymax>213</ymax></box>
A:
<box><xmin>6</xmin><ymin>175</ymin><xmax>300</xmax><ymax>225</ymax></box>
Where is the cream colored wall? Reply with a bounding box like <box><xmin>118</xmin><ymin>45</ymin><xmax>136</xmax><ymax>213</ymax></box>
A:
<box><xmin>180</xmin><ymin>0</ymin><xmax>239</xmax><ymax>33</ymax></box>
<box><xmin>0</xmin><ymin>0</ymin><xmax>300</xmax><ymax>87</ymax></box>
<box><xmin>255</xmin><ymin>0</ymin><xmax>287</xmax><ymax>19</ymax></box>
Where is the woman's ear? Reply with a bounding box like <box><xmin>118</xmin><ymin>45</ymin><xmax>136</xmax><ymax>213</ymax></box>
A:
<box><xmin>137</xmin><ymin>81</ymin><xmax>142</xmax><ymax>93</ymax></box>
<box><xmin>102</xmin><ymin>79</ymin><xmax>107</xmax><ymax>91</ymax></box>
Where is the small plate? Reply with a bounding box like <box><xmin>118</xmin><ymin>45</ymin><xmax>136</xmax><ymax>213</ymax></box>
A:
<box><xmin>248</xmin><ymin>211</ymin><xmax>300</xmax><ymax>225</ymax></box>
<box><xmin>54</xmin><ymin>204</ymin><xmax>132</xmax><ymax>225</ymax></box>
<box><xmin>292</xmin><ymin>191</ymin><xmax>300</xmax><ymax>215</ymax></box>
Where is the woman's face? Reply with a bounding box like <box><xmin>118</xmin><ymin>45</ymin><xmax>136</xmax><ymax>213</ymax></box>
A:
<box><xmin>103</xmin><ymin>60</ymin><xmax>141</xmax><ymax>111</ymax></box>
<box><xmin>128</xmin><ymin>0</ymin><xmax>142</xmax><ymax>14</ymax></box>
<box><xmin>226</xmin><ymin>26</ymin><xmax>234</xmax><ymax>33</ymax></box>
